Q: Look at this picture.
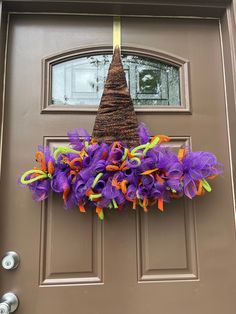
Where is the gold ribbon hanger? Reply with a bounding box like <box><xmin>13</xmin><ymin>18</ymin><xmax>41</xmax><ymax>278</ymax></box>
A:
<box><xmin>113</xmin><ymin>16</ymin><xmax>121</xmax><ymax>51</ymax></box>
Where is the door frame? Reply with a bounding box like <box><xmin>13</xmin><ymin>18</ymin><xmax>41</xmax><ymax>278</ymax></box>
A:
<box><xmin>0</xmin><ymin>0</ymin><xmax>235</xmax><ymax>227</ymax></box>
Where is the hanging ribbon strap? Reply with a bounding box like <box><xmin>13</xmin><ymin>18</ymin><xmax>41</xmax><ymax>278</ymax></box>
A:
<box><xmin>113</xmin><ymin>16</ymin><xmax>121</xmax><ymax>51</ymax></box>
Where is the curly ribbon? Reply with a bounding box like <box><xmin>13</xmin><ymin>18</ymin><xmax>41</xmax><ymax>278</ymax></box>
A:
<box><xmin>53</xmin><ymin>146</ymin><xmax>83</xmax><ymax>162</ymax></box>
<box><xmin>99</xmin><ymin>210</ymin><xmax>104</xmax><ymax>220</ymax></box>
<box><xmin>156</xmin><ymin>135</ymin><xmax>171</xmax><ymax>143</ymax></box>
<box><xmin>63</xmin><ymin>187</ymin><xmax>70</xmax><ymax>202</ymax></box>
<box><xmin>131</xmin><ymin>144</ymin><xmax>148</xmax><ymax>156</ymax></box>
<box><xmin>106</xmin><ymin>165</ymin><xmax>119</xmax><ymax>171</ymax></box>
<box><xmin>111</xmin><ymin>177</ymin><xmax>120</xmax><ymax>189</ymax></box>
<box><xmin>141</xmin><ymin>168</ymin><xmax>159</xmax><ymax>175</ymax></box>
<box><xmin>89</xmin><ymin>193</ymin><xmax>102</xmax><ymax>201</ymax></box>
<box><xmin>143</xmin><ymin>136</ymin><xmax>160</xmax><ymax>155</ymax></box>
<box><xmin>158</xmin><ymin>198</ymin><xmax>164</xmax><ymax>212</ymax></box>
<box><xmin>20</xmin><ymin>169</ymin><xmax>49</xmax><ymax>185</ymax></box>
<box><xmin>196</xmin><ymin>180</ymin><xmax>203</xmax><ymax>196</ymax></box>
<box><xmin>48</xmin><ymin>160</ymin><xmax>55</xmax><ymax>174</ymax></box>
<box><xmin>202</xmin><ymin>179</ymin><xmax>212</xmax><ymax>192</ymax></box>
<box><xmin>155</xmin><ymin>173</ymin><xmax>164</xmax><ymax>184</ymax></box>
<box><xmin>112</xmin><ymin>199</ymin><xmax>118</xmax><ymax>209</ymax></box>
<box><xmin>106</xmin><ymin>161</ymin><xmax>128</xmax><ymax>172</ymax></box>
<box><xmin>131</xmin><ymin>137</ymin><xmax>160</xmax><ymax>157</ymax></box>
<box><xmin>96</xmin><ymin>206</ymin><xmax>104</xmax><ymax>220</ymax></box>
<box><xmin>121</xmin><ymin>148</ymin><xmax>128</xmax><ymax>161</ymax></box>
<box><xmin>178</xmin><ymin>148</ymin><xmax>186</xmax><ymax>161</ymax></box>
<box><xmin>92</xmin><ymin>173</ymin><xmax>103</xmax><ymax>188</ymax></box>
<box><xmin>69</xmin><ymin>157</ymin><xmax>82</xmax><ymax>170</ymax></box>
<box><xmin>78</xmin><ymin>203</ymin><xmax>86</xmax><ymax>213</ymax></box>
<box><xmin>127</xmin><ymin>157</ymin><xmax>141</xmax><ymax>168</ymax></box>
<box><xmin>143</xmin><ymin>197</ymin><xmax>148</xmax><ymax>212</ymax></box>
<box><xmin>121</xmin><ymin>180</ymin><xmax>128</xmax><ymax>194</ymax></box>
<box><xmin>35</xmin><ymin>151</ymin><xmax>46</xmax><ymax>172</ymax></box>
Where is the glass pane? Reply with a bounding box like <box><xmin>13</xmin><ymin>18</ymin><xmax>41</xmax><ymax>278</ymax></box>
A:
<box><xmin>51</xmin><ymin>54</ymin><xmax>180</xmax><ymax>107</ymax></box>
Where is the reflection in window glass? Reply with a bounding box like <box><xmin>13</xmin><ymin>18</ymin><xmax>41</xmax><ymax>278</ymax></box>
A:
<box><xmin>51</xmin><ymin>54</ymin><xmax>180</xmax><ymax>107</ymax></box>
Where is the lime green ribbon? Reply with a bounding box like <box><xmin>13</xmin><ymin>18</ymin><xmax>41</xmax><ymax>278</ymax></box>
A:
<box><xmin>20</xmin><ymin>169</ymin><xmax>50</xmax><ymax>185</ymax></box>
<box><xmin>121</xmin><ymin>148</ymin><xmax>128</xmax><ymax>161</ymax></box>
<box><xmin>202</xmin><ymin>179</ymin><xmax>212</xmax><ymax>192</ymax></box>
<box><xmin>92</xmin><ymin>173</ymin><xmax>103</xmax><ymax>189</ymax></box>
<box><xmin>53</xmin><ymin>146</ymin><xmax>82</xmax><ymax>162</ymax></box>
<box><xmin>129</xmin><ymin>157</ymin><xmax>141</xmax><ymax>167</ymax></box>
<box><xmin>131</xmin><ymin>144</ymin><xmax>148</xmax><ymax>156</ymax></box>
<box><xmin>99</xmin><ymin>209</ymin><xmax>104</xmax><ymax>220</ymax></box>
<box><xmin>89</xmin><ymin>193</ymin><xmax>102</xmax><ymax>201</ymax></box>
<box><xmin>112</xmin><ymin>199</ymin><xmax>118</xmax><ymax>209</ymax></box>
<box><xmin>143</xmin><ymin>137</ymin><xmax>160</xmax><ymax>154</ymax></box>
<box><xmin>131</xmin><ymin>137</ymin><xmax>160</xmax><ymax>156</ymax></box>
<box><xmin>138</xmin><ymin>199</ymin><xmax>144</xmax><ymax>208</ymax></box>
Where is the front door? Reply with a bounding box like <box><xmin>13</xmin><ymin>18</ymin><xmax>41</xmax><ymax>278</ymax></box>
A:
<box><xmin>0</xmin><ymin>13</ymin><xmax>236</xmax><ymax>314</ymax></box>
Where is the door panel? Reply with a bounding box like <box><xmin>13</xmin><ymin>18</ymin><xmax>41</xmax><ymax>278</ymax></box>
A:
<box><xmin>0</xmin><ymin>14</ymin><xmax>236</xmax><ymax>314</ymax></box>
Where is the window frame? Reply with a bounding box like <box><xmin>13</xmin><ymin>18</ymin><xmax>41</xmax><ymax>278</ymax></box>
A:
<box><xmin>41</xmin><ymin>45</ymin><xmax>190</xmax><ymax>113</ymax></box>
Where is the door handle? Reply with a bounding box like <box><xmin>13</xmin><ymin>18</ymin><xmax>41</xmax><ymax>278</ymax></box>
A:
<box><xmin>1</xmin><ymin>252</ymin><xmax>20</xmax><ymax>270</ymax></box>
<box><xmin>0</xmin><ymin>293</ymin><xmax>19</xmax><ymax>313</ymax></box>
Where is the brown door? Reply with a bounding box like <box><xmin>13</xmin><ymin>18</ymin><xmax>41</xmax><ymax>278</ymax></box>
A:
<box><xmin>0</xmin><ymin>14</ymin><xmax>236</xmax><ymax>314</ymax></box>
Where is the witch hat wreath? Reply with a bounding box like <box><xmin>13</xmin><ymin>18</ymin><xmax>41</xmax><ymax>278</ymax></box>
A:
<box><xmin>92</xmin><ymin>46</ymin><xmax>139</xmax><ymax>147</ymax></box>
<box><xmin>20</xmin><ymin>47</ymin><xmax>224</xmax><ymax>220</ymax></box>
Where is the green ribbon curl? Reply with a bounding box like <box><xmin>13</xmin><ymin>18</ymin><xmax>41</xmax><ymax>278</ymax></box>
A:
<box><xmin>99</xmin><ymin>209</ymin><xmax>104</xmax><ymax>220</ymax></box>
<box><xmin>112</xmin><ymin>199</ymin><xmax>118</xmax><ymax>209</ymax></box>
<box><xmin>89</xmin><ymin>193</ymin><xmax>102</xmax><ymax>201</ymax></box>
<box><xmin>92</xmin><ymin>173</ymin><xmax>103</xmax><ymax>189</ymax></box>
<box><xmin>143</xmin><ymin>137</ymin><xmax>160</xmax><ymax>155</ymax></box>
<box><xmin>202</xmin><ymin>179</ymin><xmax>212</xmax><ymax>192</ymax></box>
<box><xmin>53</xmin><ymin>146</ymin><xmax>82</xmax><ymax>162</ymax></box>
<box><xmin>20</xmin><ymin>169</ymin><xmax>49</xmax><ymax>185</ymax></box>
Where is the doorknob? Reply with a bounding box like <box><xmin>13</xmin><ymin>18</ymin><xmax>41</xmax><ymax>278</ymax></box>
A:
<box><xmin>0</xmin><ymin>293</ymin><xmax>19</xmax><ymax>313</ymax></box>
<box><xmin>1</xmin><ymin>252</ymin><xmax>20</xmax><ymax>270</ymax></box>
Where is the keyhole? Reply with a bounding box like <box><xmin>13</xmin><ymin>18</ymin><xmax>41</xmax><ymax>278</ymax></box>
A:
<box><xmin>0</xmin><ymin>307</ymin><xmax>7</xmax><ymax>314</ymax></box>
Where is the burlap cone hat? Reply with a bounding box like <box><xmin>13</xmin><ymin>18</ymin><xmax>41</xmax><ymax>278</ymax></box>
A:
<box><xmin>92</xmin><ymin>46</ymin><xmax>139</xmax><ymax>148</ymax></box>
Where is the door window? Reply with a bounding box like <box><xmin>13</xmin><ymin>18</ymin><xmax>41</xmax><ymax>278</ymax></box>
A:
<box><xmin>50</xmin><ymin>54</ymin><xmax>181</xmax><ymax>108</ymax></box>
